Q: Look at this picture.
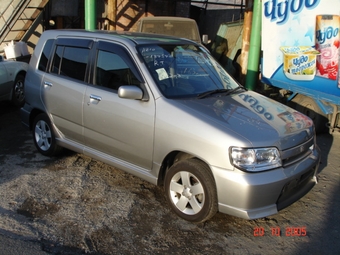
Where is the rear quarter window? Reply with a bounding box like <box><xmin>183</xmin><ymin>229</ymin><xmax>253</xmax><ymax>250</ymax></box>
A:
<box><xmin>38</xmin><ymin>39</ymin><xmax>54</xmax><ymax>72</ymax></box>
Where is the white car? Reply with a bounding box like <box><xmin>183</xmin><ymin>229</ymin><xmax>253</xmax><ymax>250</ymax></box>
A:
<box><xmin>0</xmin><ymin>55</ymin><xmax>28</xmax><ymax>107</ymax></box>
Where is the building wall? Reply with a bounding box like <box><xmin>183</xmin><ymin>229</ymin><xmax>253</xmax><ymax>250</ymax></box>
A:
<box><xmin>1</xmin><ymin>0</ymin><xmax>243</xmax><ymax>53</ymax></box>
<box><xmin>47</xmin><ymin>0</ymin><xmax>242</xmax><ymax>39</ymax></box>
<box><xmin>112</xmin><ymin>0</ymin><xmax>242</xmax><ymax>41</ymax></box>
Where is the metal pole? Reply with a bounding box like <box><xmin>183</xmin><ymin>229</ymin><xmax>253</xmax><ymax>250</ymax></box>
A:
<box><xmin>239</xmin><ymin>0</ymin><xmax>253</xmax><ymax>85</ymax></box>
<box><xmin>85</xmin><ymin>0</ymin><xmax>96</xmax><ymax>30</ymax></box>
<box><xmin>245</xmin><ymin>0</ymin><xmax>261</xmax><ymax>90</ymax></box>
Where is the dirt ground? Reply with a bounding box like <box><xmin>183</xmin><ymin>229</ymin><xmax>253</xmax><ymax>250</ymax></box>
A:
<box><xmin>0</xmin><ymin>101</ymin><xmax>339</xmax><ymax>255</ymax></box>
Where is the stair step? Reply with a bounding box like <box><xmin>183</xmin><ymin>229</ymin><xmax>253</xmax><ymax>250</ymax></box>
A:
<box><xmin>9</xmin><ymin>28</ymin><xmax>29</xmax><ymax>32</ymax></box>
<box><xmin>26</xmin><ymin>6</ymin><xmax>43</xmax><ymax>8</ymax></box>
<box><xmin>18</xmin><ymin>18</ymin><xmax>35</xmax><ymax>21</ymax></box>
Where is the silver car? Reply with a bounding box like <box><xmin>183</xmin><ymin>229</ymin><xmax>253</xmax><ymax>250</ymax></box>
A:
<box><xmin>21</xmin><ymin>30</ymin><xmax>320</xmax><ymax>222</ymax></box>
<box><xmin>0</xmin><ymin>55</ymin><xmax>27</xmax><ymax>107</ymax></box>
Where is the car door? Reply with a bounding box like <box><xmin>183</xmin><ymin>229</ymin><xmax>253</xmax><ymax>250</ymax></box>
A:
<box><xmin>83</xmin><ymin>41</ymin><xmax>155</xmax><ymax>170</ymax></box>
<box><xmin>41</xmin><ymin>38</ymin><xmax>93</xmax><ymax>144</ymax></box>
<box><xmin>0</xmin><ymin>61</ymin><xmax>11</xmax><ymax>99</ymax></box>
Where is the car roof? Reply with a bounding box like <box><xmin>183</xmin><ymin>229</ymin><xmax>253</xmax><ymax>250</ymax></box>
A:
<box><xmin>41</xmin><ymin>29</ymin><xmax>196</xmax><ymax>45</ymax></box>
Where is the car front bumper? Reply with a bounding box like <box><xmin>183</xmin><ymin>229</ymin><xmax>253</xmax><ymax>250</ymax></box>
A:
<box><xmin>212</xmin><ymin>145</ymin><xmax>320</xmax><ymax>220</ymax></box>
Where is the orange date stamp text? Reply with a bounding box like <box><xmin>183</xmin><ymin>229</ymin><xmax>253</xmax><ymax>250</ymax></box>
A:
<box><xmin>253</xmin><ymin>226</ymin><xmax>307</xmax><ymax>237</ymax></box>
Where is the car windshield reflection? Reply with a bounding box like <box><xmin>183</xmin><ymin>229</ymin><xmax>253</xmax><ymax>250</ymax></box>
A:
<box><xmin>138</xmin><ymin>44</ymin><xmax>239</xmax><ymax>98</ymax></box>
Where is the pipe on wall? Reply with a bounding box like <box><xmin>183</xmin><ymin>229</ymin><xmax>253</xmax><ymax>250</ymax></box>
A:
<box><xmin>85</xmin><ymin>0</ymin><xmax>96</xmax><ymax>30</ymax></box>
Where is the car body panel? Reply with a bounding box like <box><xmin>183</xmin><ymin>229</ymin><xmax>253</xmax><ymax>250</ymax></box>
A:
<box><xmin>152</xmin><ymin>90</ymin><xmax>314</xmax><ymax>170</ymax></box>
<box><xmin>83</xmin><ymin>84</ymin><xmax>155</xmax><ymax>169</ymax></box>
<box><xmin>0</xmin><ymin>61</ymin><xmax>11</xmax><ymax>100</ymax></box>
<box><xmin>40</xmin><ymin>75</ymin><xmax>86</xmax><ymax>144</ymax></box>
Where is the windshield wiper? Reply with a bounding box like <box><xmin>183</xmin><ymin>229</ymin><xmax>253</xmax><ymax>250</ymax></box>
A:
<box><xmin>197</xmin><ymin>89</ymin><xmax>230</xmax><ymax>99</ymax></box>
<box><xmin>224</xmin><ymin>86</ymin><xmax>246</xmax><ymax>95</ymax></box>
<box><xmin>197</xmin><ymin>86</ymin><xmax>246</xmax><ymax>99</ymax></box>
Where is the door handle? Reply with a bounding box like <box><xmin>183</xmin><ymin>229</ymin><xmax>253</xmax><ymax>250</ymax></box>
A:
<box><xmin>90</xmin><ymin>94</ymin><xmax>102</xmax><ymax>101</ymax></box>
<box><xmin>88</xmin><ymin>94</ymin><xmax>102</xmax><ymax>105</ymax></box>
<box><xmin>44</xmin><ymin>81</ymin><xmax>53</xmax><ymax>87</ymax></box>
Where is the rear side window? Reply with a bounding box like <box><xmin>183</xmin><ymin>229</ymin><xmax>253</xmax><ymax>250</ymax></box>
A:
<box><xmin>50</xmin><ymin>38</ymin><xmax>93</xmax><ymax>81</ymax></box>
<box><xmin>38</xmin><ymin>39</ymin><xmax>54</xmax><ymax>72</ymax></box>
<box><xmin>51</xmin><ymin>46</ymin><xmax>90</xmax><ymax>81</ymax></box>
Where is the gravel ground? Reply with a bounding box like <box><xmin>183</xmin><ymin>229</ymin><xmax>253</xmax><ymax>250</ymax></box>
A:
<box><xmin>0</xmin><ymin>101</ymin><xmax>339</xmax><ymax>255</ymax></box>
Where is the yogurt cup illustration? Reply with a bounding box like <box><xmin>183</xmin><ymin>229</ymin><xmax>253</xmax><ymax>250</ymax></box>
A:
<box><xmin>280</xmin><ymin>46</ymin><xmax>320</xmax><ymax>81</ymax></box>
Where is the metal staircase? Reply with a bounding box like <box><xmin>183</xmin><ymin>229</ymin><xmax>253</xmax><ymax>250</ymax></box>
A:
<box><xmin>0</xmin><ymin>0</ymin><xmax>49</xmax><ymax>53</ymax></box>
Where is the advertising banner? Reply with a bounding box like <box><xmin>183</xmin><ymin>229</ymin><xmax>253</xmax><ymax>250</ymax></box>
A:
<box><xmin>261</xmin><ymin>0</ymin><xmax>340</xmax><ymax>99</ymax></box>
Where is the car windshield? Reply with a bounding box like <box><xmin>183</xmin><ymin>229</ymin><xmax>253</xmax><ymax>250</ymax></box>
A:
<box><xmin>137</xmin><ymin>44</ymin><xmax>240</xmax><ymax>98</ymax></box>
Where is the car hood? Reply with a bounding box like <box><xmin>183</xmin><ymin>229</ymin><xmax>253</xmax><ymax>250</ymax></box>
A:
<box><xmin>176</xmin><ymin>91</ymin><xmax>314</xmax><ymax>150</ymax></box>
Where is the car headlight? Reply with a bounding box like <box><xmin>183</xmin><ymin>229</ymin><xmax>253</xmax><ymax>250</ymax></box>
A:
<box><xmin>230</xmin><ymin>147</ymin><xmax>281</xmax><ymax>172</ymax></box>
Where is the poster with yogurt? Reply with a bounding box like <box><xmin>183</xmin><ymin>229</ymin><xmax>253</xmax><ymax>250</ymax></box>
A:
<box><xmin>261</xmin><ymin>0</ymin><xmax>340</xmax><ymax>95</ymax></box>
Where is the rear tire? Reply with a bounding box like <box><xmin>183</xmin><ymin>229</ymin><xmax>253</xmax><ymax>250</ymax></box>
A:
<box><xmin>32</xmin><ymin>113</ymin><xmax>62</xmax><ymax>156</ymax></box>
<box><xmin>12</xmin><ymin>74</ymin><xmax>25</xmax><ymax>107</ymax></box>
<box><xmin>164</xmin><ymin>158</ymin><xmax>218</xmax><ymax>223</ymax></box>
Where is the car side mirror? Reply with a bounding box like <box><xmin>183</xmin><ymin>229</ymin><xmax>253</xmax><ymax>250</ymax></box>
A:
<box><xmin>118</xmin><ymin>85</ymin><xmax>144</xmax><ymax>100</ymax></box>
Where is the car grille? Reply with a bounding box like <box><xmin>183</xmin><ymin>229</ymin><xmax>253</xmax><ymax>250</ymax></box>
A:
<box><xmin>281</xmin><ymin>137</ymin><xmax>315</xmax><ymax>167</ymax></box>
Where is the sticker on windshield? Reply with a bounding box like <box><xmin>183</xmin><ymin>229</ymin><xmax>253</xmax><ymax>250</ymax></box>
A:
<box><xmin>156</xmin><ymin>68</ymin><xmax>169</xmax><ymax>81</ymax></box>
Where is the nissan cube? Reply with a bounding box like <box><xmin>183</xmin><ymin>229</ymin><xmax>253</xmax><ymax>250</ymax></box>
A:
<box><xmin>21</xmin><ymin>30</ymin><xmax>320</xmax><ymax>222</ymax></box>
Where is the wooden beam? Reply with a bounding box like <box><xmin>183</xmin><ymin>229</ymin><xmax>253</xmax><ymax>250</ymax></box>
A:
<box><xmin>107</xmin><ymin>0</ymin><xmax>117</xmax><ymax>30</ymax></box>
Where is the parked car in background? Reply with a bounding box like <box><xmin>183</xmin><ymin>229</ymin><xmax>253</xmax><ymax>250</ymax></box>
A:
<box><xmin>136</xmin><ymin>16</ymin><xmax>208</xmax><ymax>44</ymax></box>
<box><xmin>21</xmin><ymin>30</ymin><xmax>320</xmax><ymax>223</ymax></box>
<box><xmin>0</xmin><ymin>55</ymin><xmax>28</xmax><ymax>107</ymax></box>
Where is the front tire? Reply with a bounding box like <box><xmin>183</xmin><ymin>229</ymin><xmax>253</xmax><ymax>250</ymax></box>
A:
<box><xmin>164</xmin><ymin>158</ymin><xmax>218</xmax><ymax>223</ymax></box>
<box><xmin>32</xmin><ymin>113</ymin><xmax>62</xmax><ymax>156</ymax></box>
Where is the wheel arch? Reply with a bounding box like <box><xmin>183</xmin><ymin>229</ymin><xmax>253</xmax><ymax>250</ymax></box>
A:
<box><xmin>16</xmin><ymin>70</ymin><xmax>27</xmax><ymax>78</ymax></box>
<box><xmin>28</xmin><ymin>108</ymin><xmax>46</xmax><ymax>130</ymax></box>
<box><xmin>11</xmin><ymin>70</ymin><xmax>27</xmax><ymax>89</ymax></box>
<box><xmin>157</xmin><ymin>150</ymin><xmax>213</xmax><ymax>186</ymax></box>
